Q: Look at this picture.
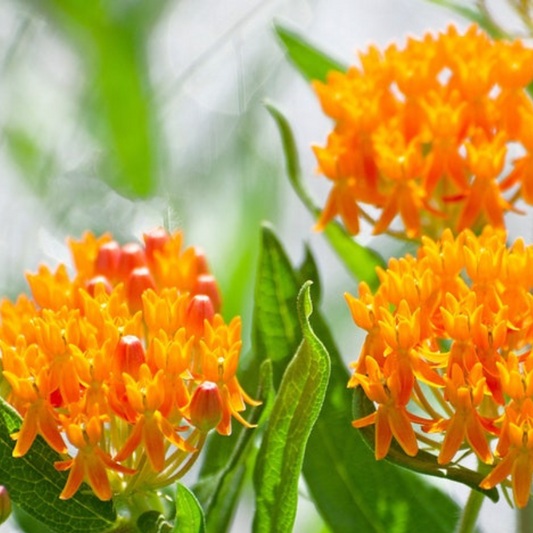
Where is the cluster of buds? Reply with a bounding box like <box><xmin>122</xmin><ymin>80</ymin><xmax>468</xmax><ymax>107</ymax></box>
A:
<box><xmin>313</xmin><ymin>25</ymin><xmax>533</xmax><ymax>238</ymax></box>
<box><xmin>0</xmin><ymin>228</ymin><xmax>257</xmax><ymax>501</ymax></box>
<box><xmin>347</xmin><ymin>226</ymin><xmax>533</xmax><ymax>507</ymax></box>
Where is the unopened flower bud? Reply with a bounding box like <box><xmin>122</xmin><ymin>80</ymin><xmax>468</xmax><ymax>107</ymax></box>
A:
<box><xmin>0</xmin><ymin>486</ymin><xmax>11</xmax><ymax>525</ymax></box>
<box><xmin>127</xmin><ymin>267</ymin><xmax>156</xmax><ymax>311</ymax></box>
<box><xmin>95</xmin><ymin>241</ymin><xmax>121</xmax><ymax>280</ymax></box>
<box><xmin>185</xmin><ymin>295</ymin><xmax>215</xmax><ymax>338</ymax></box>
<box><xmin>86</xmin><ymin>275</ymin><xmax>113</xmax><ymax>296</ymax></box>
<box><xmin>118</xmin><ymin>243</ymin><xmax>147</xmax><ymax>281</ymax></box>
<box><xmin>143</xmin><ymin>227</ymin><xmax>170</xmax><ymax>264</ymax></box>
<box><xmin>193</xmin><ymin>274</ymin><xmax>222</xmax><ymax>312</ymax></box>
<box><xmin>194</xmin><ymin>247</ymin><xmax>210</xmax><ymax>275</ymax></box>
<box><xmin>114</xmin><ymin>335</ymin><xmax>146</xmax><ymax>378</ymax></box>
<box><xmin>189</xmin><ymin>381</ymin><xmax>223</xmax><ymax>433</ymax></box>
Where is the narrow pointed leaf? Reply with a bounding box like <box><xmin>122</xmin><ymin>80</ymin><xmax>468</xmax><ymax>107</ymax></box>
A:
<box><xmin>252</xmin><ymin>223</ymin><xmax>303</xmax><ymax>388</ymax></box>
<box><xmin>265</xmin><ymin>101</ymin><xmax>385</xmax><ymax>290</ymax></box>
<box><xmin>0</xmin><ymin>397</ymin><xmax>115</xmax><ymax>533</ymax></box>
<box><xmin>252</xmin><ymin>282</ymin><xmax>330</xmax><ymax>533</ymax></box>
<box><xmin>352</xmin><ymin>386</ymin><xmax>499</xmax><ymax>502</ymax></box>
<box><xmin>173</xmin><ymin>484</ymin><xmax>206</xmax><ymax>533</ymax></box>
<box><xmin>274</xmin><ymin>23</ymin><xmax>347</xmax><ymax>83</ymax></box>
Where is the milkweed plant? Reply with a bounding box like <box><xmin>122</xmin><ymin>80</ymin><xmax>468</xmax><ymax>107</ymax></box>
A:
<box><xmin>2</xmin><ymin>1</ymin><xmax>533</xmax><ymax>533</ymax></box>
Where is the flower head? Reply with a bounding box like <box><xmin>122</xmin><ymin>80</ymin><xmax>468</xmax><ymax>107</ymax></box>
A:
<box><xmin>314</xmin><ymin>25</ymin><xmax>533</xmax><ymax>238</ymax></box>
<box><xmin>347</xmin><ymin>226</ymin><xmax>533</xmax><ymax>507</ymax></box>
<box><xmin>0</xmin><ymin>228</ymin><xmax>256</xmax><ymax>501</ymax></box>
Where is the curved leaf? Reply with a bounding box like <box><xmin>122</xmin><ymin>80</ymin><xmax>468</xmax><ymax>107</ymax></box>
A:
<box><xmin>252</xmin><ymin>282</ymin><xmax>330</xmax><ymax>533</ymax></box>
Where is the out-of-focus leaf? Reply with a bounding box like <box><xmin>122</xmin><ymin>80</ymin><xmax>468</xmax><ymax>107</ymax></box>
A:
<box><xmin>3</xmin><ymin>126</ymin><xmax>56</xmax><ymax>195</ymax></box>
<box><xmin>274</xmin><ymin>23</ymin><xmax>347</xmax><ymax>83</ymax></box>
<box><xmin>173</xmin><ymin>484</ymin><xmax>206</xmax><ymax>533</ymax></box>
<box><xmin>426</xmin><ymin>0</ymin><xmax>507</xmax><ymax>38</ymax></box>
<box><xmin>193</xmin><ymin>360</ymin><xmax>274</xmax><ymax>533</ymax></box>
<box><xmin>19</xmin><ymin>0</ymin><xmax>167</xmax><ymax>198</ymax></box>
<box><xmin>352</xmin><ymin>386</ymin><xmax>499</xmax><ymax>502</ymax></box>
<box><xmin>0</xmin><ymin>397</ymin><xmax>116</xmax><ymax>533</ymax></box>
<box><xmin>252</xmin><ymin>282</ymin><xmax>330</xmax><ymax>533</ymax></box>
<box><xmin>265</xmin><ymin>101</ymin><xmax>385</xmax><ymax>290</ymax></box>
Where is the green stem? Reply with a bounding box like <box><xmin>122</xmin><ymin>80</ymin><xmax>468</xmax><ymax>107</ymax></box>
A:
<box><xmin>454</xmin><ymin>489</ymin><xmax>485</xmax><ymax>533</ymax></box>
<box><xmin>517</xmin><ymin>497</ymin><xmax>533</xmax><ymax>533</ymax></box>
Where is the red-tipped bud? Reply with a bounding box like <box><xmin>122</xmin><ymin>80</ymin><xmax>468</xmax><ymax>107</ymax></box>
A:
<box><xmin>95</xmin><ymin>241</ymin><xmax>121</xmax><ymax>280</ymax></box>
<box><xmin>114</xmin><ymin>335</ymin><xmax>146</xmax><ymax>378</ymax></box>
<box><xmin>0</xmin><ymin>486</ymin><xmax>12</xmax><ymax>525</ymax></box>
<box><xmin>185</xmin><ymin>294</ymin><xmax>215</xmax><ymax>338</ymax></box>
<box><xmin>143</xmin><ymin>227</ymin><xmax>170</xmax><ymax>264</ymax></box>
<box><xmin>127</xmin><ymin>267</ymin><xmax>156</xmax><ymax>311</ymax></box>
<box><xmin>194</xmin><ymin>247</ymin><xmax>210</xmax><ymax>275</ymax></box>
<box><xmin>86</xmin><ymin>275</ymin><xmax>113</xmax><ymax>296</ymax></box>
<box><xmin>193</xmin><ymin>274</ymin><xmax>222</xmax><ymax>312</ymax></box>
<box><xmin>189</xmin><ymin>381</ymin><xmax>223</xmax><ymax>433</ymax></box>
<box><xmin>118</xmin><ymin>243</ymin><xmax>147</xmax><ymax>281</ymax></box>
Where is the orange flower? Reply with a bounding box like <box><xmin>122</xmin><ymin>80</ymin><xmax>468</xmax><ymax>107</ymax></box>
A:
<box><xmin>313</xmin><ymin>25</ymin><xmax>533</xmax><ymax>238</ymax></box>
<box><xmin>0</xmin><ymin>227</ymin><xmax>256</xmax><ymax>501</ymax></box>
<box><xmin>348</xmin><ymin>226</ymin><xmax>533</xmax><ymax>507</ymax></box>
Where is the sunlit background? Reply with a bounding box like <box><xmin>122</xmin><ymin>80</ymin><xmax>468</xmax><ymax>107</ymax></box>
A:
<box><xmin>0</xmin><ymin>0</ymin><xmax>530</xmax><ymax>531</ymax></box>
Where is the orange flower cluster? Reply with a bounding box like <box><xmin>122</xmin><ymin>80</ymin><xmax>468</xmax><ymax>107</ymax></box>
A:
<box><xmin>347</xmin><ymin>226</ymin><xmax>533</xmax><ymax>507</ymax></box>
<box><xmin>0</xmin><ymin>228</ymin><xmax>257</xmax><ymax>501</ymax></box>
<box><xmin>313</xmin><ymin>25</ymin><xmax>533</xmax><ymax>238</ymax></box>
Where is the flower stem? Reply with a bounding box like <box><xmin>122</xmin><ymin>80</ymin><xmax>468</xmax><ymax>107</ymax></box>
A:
<box><xmin>517</xmin><ymin>497</ymin><xmax>533</xmax><ymax>533</ymax></box>
<box><xmin>454</xmin><ymin>489</ymin><xmax>485</xmax><ymax>533</ymax></box>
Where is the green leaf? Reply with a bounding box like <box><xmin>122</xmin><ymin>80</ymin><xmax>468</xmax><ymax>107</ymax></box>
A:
<box><xmin>0</xmin><ymin>397</ymin><xmax>116</xmax><ymax>533</ymax></box>
<box><xmin>252</xmin><ymin>282</ymin><xmax>330</xmax><ymax>533</ymax></box>
<box><xmin>252</xmin><ymin>223</ymin><xmax>302</xmax><ymax>388</ymax></box>
<box><xmin>425</xmin><ymin>0</ymin><xmax>507</xmax><ymax>38</ymax></box>
<box><xmin>173</xmin><ymin>484</ymin><xmax>206</xmax><ymax>533</ymax></box>
<box><xmin>20</xmin><ymin>0</ymin><xmax>164</xmax><ymax>198</ymax></box>
<box><xmin>274</xmin><ymin>23</ymin><xmax>347</xmax><ymax>83</ymax></box>
<box><xmin>2</xmin><ymin>126</ymin><xmax>56</xmax><ymax>195</ymax></box>
<box><xmin>265</xmin><ymin>101</ymin><xmax>385</xmax><ymax>290</ymax></box>
<box><xmin>352</xmin><ymin>386</ymin><xmax>499</xmax><ymax>503</ymax></box>
<box><xmin>256</xmin><ymin>231</ymin><xmax>461</xmax><ymax>533</ymax></box>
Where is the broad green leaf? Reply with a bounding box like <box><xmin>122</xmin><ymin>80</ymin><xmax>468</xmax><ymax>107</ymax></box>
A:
<box><xmin>252</xmin><ymin>282</ymin><xmax>330</xmax><ymax>533</ymax></box>
<box><xmin>265</xmin><ymin>101</ymin><xmax>385</xmax><ymax>290</ymax></box>
<box><xmin>0</xmin><ymin>397</ymin><xmax>116</xmax><ymax>533</ymax></box>
<box><xmin>274</xmin><ymin>23</ymin><xmax>347</xmax><ymax>83</ymax></box>
<box><xmin>137</xmin><ymin>511</ymin><xmax>173</xmax><ymax>533</ymax></box>
<box><xmin>352</xmin><ymin>386</ymin><xmax>499</xmax><ymax>502</ymax></box>
<box><xmin>173</xmin><ymin>484</ymin><xmax>206</xmax><ymax>533</ymax></box>
<box><xmin>193</xmin><ymin>360</ymin><xmax>274</xmax><ymax>533</ymax></box>
<box><xmin>256</xmin><ymin>231</ymin><xmax>461</xmax><ymax>533</ymax></box>
<box><xmin>252</xmin><ymin>223</ymin><xmax>302</xmax><ymax>388</ymax></box>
